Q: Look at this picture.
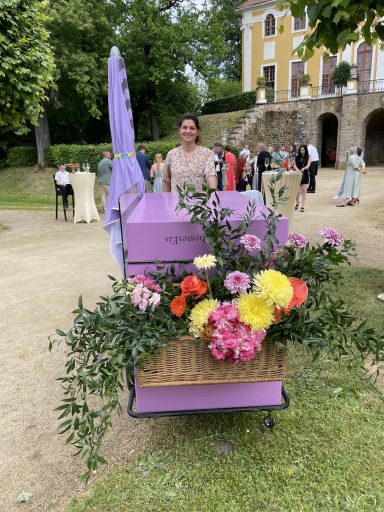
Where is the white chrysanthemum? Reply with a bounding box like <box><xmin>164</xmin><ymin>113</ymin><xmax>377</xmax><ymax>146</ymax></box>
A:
<box><xmin>193</xmin><ymin>254</ymin><xmax>217</xmax><ymax>270</ymax></box>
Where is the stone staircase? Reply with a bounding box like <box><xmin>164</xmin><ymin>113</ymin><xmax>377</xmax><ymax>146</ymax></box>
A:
<box><xmin>226</xmin><ymin>105</ymin><xmax>261</xmax><ymax>147</ymax></box>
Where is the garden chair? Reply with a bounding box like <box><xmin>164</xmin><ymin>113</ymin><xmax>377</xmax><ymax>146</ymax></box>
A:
<box><xmin>53</xmin><ymin>174</ymin><xmax>75</xmax><ymax>221</ymax></box>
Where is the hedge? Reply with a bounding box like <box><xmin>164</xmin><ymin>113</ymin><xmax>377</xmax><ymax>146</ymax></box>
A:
<box><xmin>7</xmin><ymin>142</ymin><xmax>178</xmax><ymax>169</ymax></box>
<box><xmin>6</xmin><ymin>146</ymin><xmax>37</xmax><ymax>167</ymax></box>
<box><xmin>201</xmin><ymin>91</ymin><xmax>257</xmax><ymax>115</ymax></box>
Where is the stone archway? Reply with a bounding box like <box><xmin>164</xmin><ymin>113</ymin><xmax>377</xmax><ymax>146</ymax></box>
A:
<box><xmin>318</xmin><ymin>113</ymin><xmax>338</xmax><ymax>167</ymax></box>
<box><xmin>364</xmin><ymin>108</ymin><xmax>384</xmax><ymax>165</ymax></box>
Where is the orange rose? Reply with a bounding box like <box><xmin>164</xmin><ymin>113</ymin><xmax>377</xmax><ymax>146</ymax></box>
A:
<box><xmin>274</xmin><ymin>277</ymin><xmax>308</xmax><ymax>322</ymax></box>
<box><xmin>180</xmin><ymin>275</ymin><xmax>208</xmax><ymax>298</ymax></box>
<box><xmin>170</xmin><ymin>295</ymin><xmax>187</xmax><ymax>317</ymax></box>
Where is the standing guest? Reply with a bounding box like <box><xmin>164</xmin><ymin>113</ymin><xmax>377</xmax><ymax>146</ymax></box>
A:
<box><xmin>236</xmin><ymin>165</ymin><xmax>251</xmax><ymax>192</ymax></box>
<box><xmin>239</xmin><ymin>144</ymin><xmax>250</xmax><ymax>161</ymax></box>
<box><xmin>224</xmin><ymin>146</ymin><xmax>236</xmax><ymax>191</ymax></box>
<box><xmin>150</xmin><ymin>153</ymin><xmax>165</xmax><ymax>193</ymax></box>
<box><xmin>350</xmin><ymin>147</ymin><xmax>367</xmax><ymax>204</ymax></box>
<box><xmin>293</xmin><ymin>144</ymin><xmax>311</xmax><ymax>212</ymax></box>
<box><xmin>333</xmin><ymin>145</ymin><xmax>357</xmax><ymax>200</ymax></box>
<box><xmin>163</xmin><ymin>114</ymin><xmax>217</xmax><ymax>192</ymax></box>
<box><xmin>97</xmin><ymin>151</ymin><xmax>113</xmax><ymax>213</ymax></box>
<box><xmin>236</xmin><ymin>155</ymin><xmax>246</xmax><ymax>184</ymax></box>
<box><xmin>136</xmin><ymin>145</ymin><xmax>152</xmax><ymax>192</ymax></box>
<box><xmin>271</xmin><ymin>145</ymin><xmax>288</xmax><ymax>166</ymax></box>
<box><xmin>256</xmin><ymin>143</ymin><xmax>272</xmax><ymax>192</ymax></box>
<box><xmin>307</xmin><ymin>141</ymin><xmax>319</xmax><ymax>193</ymax></box>
<box><xmin>221</xmin><ymin>153</ymin><xmax>228</xmax><ymax>191</ymax></box>
<box><xmin>212</xmin><ymin>142</ymin><xmax>223</xmax><ymax>191</ymax></box>
<box><xmin>55</xmin><ymin>162</ymin><xmax>73</xmax><ymax>209</ymax></box>
<box><xmin>336</xmin><ymin>147</ymin><xmax>365</xmax><ymax>207</ymax></box>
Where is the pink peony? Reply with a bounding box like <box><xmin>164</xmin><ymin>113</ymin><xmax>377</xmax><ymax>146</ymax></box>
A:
<box><xmin>131</xmin><ymin>283</ymin><xmax>155</xmax><ymax>312</ymax></box>
<box><xmin>287</xmin><ymin>232</ymin><xmax>308</xmax><ymax>249</ymax></box>
<box><xmin>224</xmin><ymin>271</ymin><xmax>250</xmax><ymax>295</ymax></box>
<box><xmin>319</xmin><ymin>227</ymin><xmax>343</xmax><ymax>247</ymax></box>
<box><xmin>239</xmin><ymin>234</ymin><xmax>262</xmax><ymax>253</ymax></box>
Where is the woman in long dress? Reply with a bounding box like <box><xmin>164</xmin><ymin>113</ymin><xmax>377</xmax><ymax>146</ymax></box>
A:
<box><xmin>150</xmin><ymin>153</ymin><xmax>165</xmax><ymax>193</ymax></box>
<box><xmin>163</xmin><ymin>114</ymin><xmax>217</xmax><ymax>192</ymax></box>
<box><xmin>293</xmin><ymin>144</ymin><xmax>312</xmax><ymax>212</ymax></box>
<box><xmin>336</xmin><ymin>147</ymin><xmax>362</xmax><ymax>207</ymax></box>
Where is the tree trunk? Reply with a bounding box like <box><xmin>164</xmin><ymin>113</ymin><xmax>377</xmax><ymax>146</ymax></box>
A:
<box><xmin>150</xmin><ymin>111</ymin><xmax>160</xmax><ymax>141</ymax></box>
<box><xmin>35</xmin><ymin>110</ymin><xmax>51</xmax><ymax>169</ymax></box>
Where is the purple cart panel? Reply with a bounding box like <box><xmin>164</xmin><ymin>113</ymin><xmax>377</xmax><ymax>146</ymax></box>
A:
<box><xmin>135</xmin><ymin>380</ymin><xmax>283</xmax><ymax>413</ymax></box>
<box><xmin>120</xmin><ymin>191</ymin><xmax>288</xmax><ymax>277</ymax></box>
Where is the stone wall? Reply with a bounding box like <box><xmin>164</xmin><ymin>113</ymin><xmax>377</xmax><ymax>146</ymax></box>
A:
<box><xmin>228</xmin><ymin>92</ymin><xmax>384</xmax><ymax>167</ymax></box>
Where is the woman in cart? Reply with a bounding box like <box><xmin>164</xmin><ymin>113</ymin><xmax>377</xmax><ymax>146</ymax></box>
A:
<box><xmin>163</xmin><ymin>114</ymin><xmax>217</xmax><ymax>192</ymax></box>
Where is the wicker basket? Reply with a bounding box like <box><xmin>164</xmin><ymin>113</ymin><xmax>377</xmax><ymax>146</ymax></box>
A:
<box><xmin>137</xmin><ymin>336</ymin><xmax>287</xmax><ymax>388</ymax></box>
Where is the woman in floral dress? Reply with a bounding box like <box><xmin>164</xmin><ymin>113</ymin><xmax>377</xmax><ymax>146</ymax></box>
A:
<box><xmin>163</xmin><ymin>114</ymin><xmax>217</xmax><ymax>192</ymax></box>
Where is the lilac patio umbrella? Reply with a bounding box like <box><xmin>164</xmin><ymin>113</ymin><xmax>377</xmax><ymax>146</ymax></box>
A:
<box><xmin>104</xmin><ymin>46</ymin><xmax>145</xmax><ymax>272</ymax></box>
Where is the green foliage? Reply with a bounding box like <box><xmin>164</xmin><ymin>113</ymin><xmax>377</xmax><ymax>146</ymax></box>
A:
<box><xmin>332</xmin><ymin>61</ymin><xmax>352</xmax><ymax>87</ymax></box>
<box><xmin>208</xmin><ymin>0</ymin><xmax>243</xmax><ymax>80</ymax></box>
<box><xmin>202</xmin><ymin>92</ymin><xmax>257</xmax><ymax>115</ymax></box>
<box><xmin>49</xmin><ymin>278</ymin><xmax>187</xmax><ymax>482</ymax></box>
<box><xmin>139</xmin><ymin>142</ymin><xmax>176</xmax><ymax>163</ymax></box>
<box><xmin>266</xmin><ymin>87</ymin><xmax>275</xmax><ymax>103</ymax></box>
<box><xmin>287</xmin><ymin>1</ymin><xmax>384</xmax><ymax>59</ymax></box>
<box><xmin>256</xmin><ymin>76</ymin><xmax>266</xmax><ymax>87</ymax></box>
<box><xmin>0</xmin><ymin>0</ymin><xmax>55</xmax><ymax>132</ymax></box>
<box><xmin>51</xmin><ymin>180</ymin><xmax>384</xmax><ymax>481</ymax></box>
<box><xmin>299</xmin><ymin>73</ymin><xmax>311</xmax><ymax>85</ymax></box>
<box><xmin>206</xmin><ymin>79</ymin><xmax>242</xmax><ymax>102</ymax></box>
<box><xmin>6</xmin><ymin>146</ymin><xmax>37</xmax><ymax>167</ymax></box>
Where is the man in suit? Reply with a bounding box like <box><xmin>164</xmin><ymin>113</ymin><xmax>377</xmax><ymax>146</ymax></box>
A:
<box><xmin>136</xmin><ymin>145</ymin><xmax>152</xmax><ymax>192</ymax></box>
<box><xmin>256</xmin><ymin>143</ymin><xmax>272</xmax><ymax>192</ymax></box>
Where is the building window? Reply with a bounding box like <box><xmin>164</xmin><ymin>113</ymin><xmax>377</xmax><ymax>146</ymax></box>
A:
<box><xmin>293</xmin><ymin>14</ymin><xmax>306</xmax><ymax>31</ymax></box>
<box><xmin>263</xmin><ymin>65</ymin><xmax>275</xmax><ymax>90</ymax></box>
<box><xmin>291</xmin><ymin>61</ymin><xmax>305</xmax><ymax>98</ymax></box>
<box><xmin>265</xmin><ymin>14</ymin><xmax>276</xmax><ymax>37</ymax></box>
<box><xmin>357</xmin><ymin>42</ymin><xmax>373</xmax><ymax>92</ymax></box>
<box><xmin>321</xmin><ymin>56</ymin><xmax>337</xmax><ymax>94</ymax></box>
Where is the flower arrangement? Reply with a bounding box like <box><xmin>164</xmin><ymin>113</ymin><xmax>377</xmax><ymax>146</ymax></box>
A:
<box><xmin>50</xmin><ymin>175</ymin><xmax>384</xmax><ymax>480</ymax></box>
<box><xmin>66</xmin><ymin>162</ymin><xmax>80</xmax><ymax>173</ymax></box>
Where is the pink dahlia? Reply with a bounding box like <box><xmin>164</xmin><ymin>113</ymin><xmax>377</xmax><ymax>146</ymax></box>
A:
<box><xmin>209</xmin><ymin>302</ymin><xmax>239</xmax><ymax>328</ymax></box>
<box><xmin>319</xmin><ymin>227</ymin><xmax>343</xmax><ymax>247</ymax></box>
<box><xmin>287</xmin><ymin>232</ymin><xmax>308</xmax><ymax>249</ymax></box>
<box><xmin>209</xmin><ymin>322</ymin><xmax>266</xmax><ymax>364</ymax></box>
<box><xmin>239</xmin><ymin>234</ymin><xmax>262</xmax><ymax>253</ymax></box>
<box><xmin>224</xmin><ymin>271</ymin><xmax>250</xmax><ymax>295</ymax></box>
<box><xmin>128</xmin><ymin>275</ymin><xmax>162</xmax><ymax>293</ymax></box>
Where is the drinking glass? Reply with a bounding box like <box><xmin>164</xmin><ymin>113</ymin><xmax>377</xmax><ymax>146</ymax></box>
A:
<box><xmin>82</xmin><ymin>164</ymin><xmax>86</xmax><ymax>172</ymax></box>
<box><xmin>86</xmin><ymin>163</ymin><xmax>90</xmax><ymax>172</ymax></box>
<box><xmin>264</xmin><ymin>157</ymin><xmax>269</xmax><ymax>170</ymax></box>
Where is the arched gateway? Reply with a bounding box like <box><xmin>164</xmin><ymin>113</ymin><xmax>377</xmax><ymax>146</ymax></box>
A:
<box><xmin>364</xmin><ymin>108</ymin><xmax>384</xmax><ymax>165</ymax></box>
<box><xmin>317</xmin><ymin>113</ymin><xmax>338</xmax><ymax>167</ymax></box>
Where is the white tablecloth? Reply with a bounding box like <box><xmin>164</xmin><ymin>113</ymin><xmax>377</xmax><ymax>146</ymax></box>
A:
<box><xmin>240</xmin><ymin>190</ymin><xmax>264</xmax><ymax>205</ymax></box>
<box><xmin>69</xmin><ymin>173</ymin><xmax>100</xmax><ymax>224</ymax></box>
<box><xmin>262</xmin><ymin>171</ymin><xmax>302</xmax><ymax>228</ymax></box>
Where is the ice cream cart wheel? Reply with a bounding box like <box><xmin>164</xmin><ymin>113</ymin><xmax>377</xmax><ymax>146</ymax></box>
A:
<box><xmin>263</xmin><ymin>414</ymin><xmax>276</xmax><ymax>429</ymax></box>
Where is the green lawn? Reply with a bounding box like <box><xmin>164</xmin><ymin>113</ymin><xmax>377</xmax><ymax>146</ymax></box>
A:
<box><xmin>0</xmin><ymin>166</ymin><xmax>100</xmax><ymax>209</ymax></box>
<box><xmin>68</xmin><ymin>266</ymin><xmax>384</xmax><ymax>512</ymax></box>
<box><xmin>161</xmin><ymin>111</ymin><xmax>247</xmax><ymax>147</ymax></box>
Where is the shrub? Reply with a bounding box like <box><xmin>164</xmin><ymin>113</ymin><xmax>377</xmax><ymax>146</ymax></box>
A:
<box><xmin>332</xmin><ymin>61</ymin><xmax>351</xmax><ymax>87</ymax></box>
<box><xmin>299</xmin><ymin>73</ymin><xmax>311</xmax><ymax>85</ymax></box>
<box><xmin>202</xmin><ymin>92</ymin><xmax>257</xmax><ymax>115</ymax></box>
<box><xmin>256</xmin><ymin>76</ymin><xmax>266</xmax><ymax>87</ymax></box>
<box><xmin>266</xmin><ymin>87</ymin><xmax>275</xmax><ymax>103</ymax></box>
<box><xmin>6</xmin><ymin>146</ymin><xmax>37</xmax><ymax>167</ymax></box>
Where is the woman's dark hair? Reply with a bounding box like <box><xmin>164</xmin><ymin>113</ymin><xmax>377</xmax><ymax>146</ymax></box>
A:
<box><xmin>178</xmin><ymin>113</ymin><xmax>201</xmax><ymax>144</ymax></box>
<box><xmin>295</xmin><ymin>144</ymin><xmax>309</xmax><ymax>167</ymax></box>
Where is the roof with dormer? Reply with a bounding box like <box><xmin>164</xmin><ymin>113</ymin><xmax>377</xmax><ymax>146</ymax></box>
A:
<box><xmin>238</xmin><ymin>0</ymin><xmax>272</xmax><ymax>10</ymax></box>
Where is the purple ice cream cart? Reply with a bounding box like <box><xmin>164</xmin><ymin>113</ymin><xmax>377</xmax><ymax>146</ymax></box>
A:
<box><xmin>119</xmin><ymin>191</ymin><xmax>290</xmax><ymax>428</ymax></box>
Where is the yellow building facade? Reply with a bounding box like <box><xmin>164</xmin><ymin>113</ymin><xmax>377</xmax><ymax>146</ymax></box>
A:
<box><xmin>239</xmin><ymin>0</ymin><xmax>384</xmax><ymax>97</ymax></box>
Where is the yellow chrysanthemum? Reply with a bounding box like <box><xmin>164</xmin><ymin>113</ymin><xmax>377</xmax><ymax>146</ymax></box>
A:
<box><xmin>252</xmin><ymin>269</ymin><xmax>293</xmax><ymax>309</ymax></box>
<box><xmin>237</xmin><ymin>293</ymin><xmax>275</xmax><ymax>331</ymax></box>
<box><xmin>193</xmin><ymin>254</ymin><xmax>217</xmax><ymax>270</ymax></box>
<box><xmin>189</xmin><ymin>299</ymin><xmax>219</xmax><ymax>338</ymax></box>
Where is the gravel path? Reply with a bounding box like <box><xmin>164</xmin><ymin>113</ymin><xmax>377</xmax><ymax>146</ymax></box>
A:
<box><xmin>0</xmin><ymin>167</ymin><xmax>383</xmax><ymax>512</ymax></box>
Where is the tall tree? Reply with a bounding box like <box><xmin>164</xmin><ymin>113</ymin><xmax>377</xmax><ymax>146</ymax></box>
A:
<box><xmin>285</xmin><ymin>0</ymin><xmax>384</xmax><ymax>59</ymax></box>
<box><xmin>117</xmin><ymin>0</ymin><xmax>219</xmax><ymax>140</ymax></box>
<box><xmin>209</xmin><ymin>0</ymin><xmax>243</xmax><ymax>80</ymax></box>
<box><xmin>0</xmin><ymin>0</ymin><xmax>54</xmax><ymax>133</ymax></box>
